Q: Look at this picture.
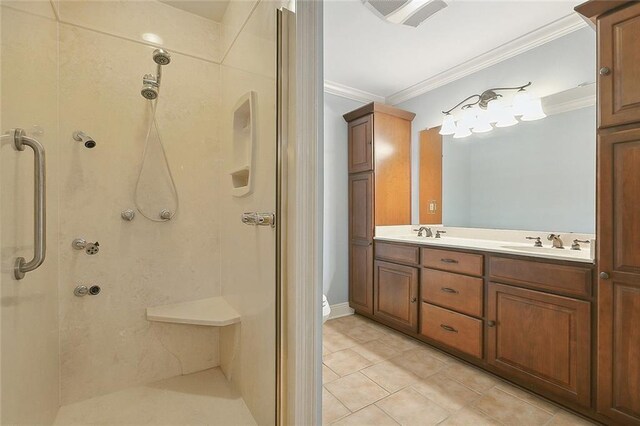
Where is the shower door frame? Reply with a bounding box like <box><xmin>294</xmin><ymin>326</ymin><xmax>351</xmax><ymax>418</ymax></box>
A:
<box><xmin>279</xmin><ymin>1</ymin><xmax>323</xmax><ymax>425</ymax></box>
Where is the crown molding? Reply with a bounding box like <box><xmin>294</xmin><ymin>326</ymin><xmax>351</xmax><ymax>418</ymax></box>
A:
<box><xmin>324</xmin><ymin>80</ymin><xmax>385</xmax><ymax>104</ymax></box>
<box><xmin>543</xmin><ymin>83</ymin><xmax>596</xmax><ymax>116</ymax></box>
<box><xmin>386</xmin><ymin>13</ymin><xmax>588</xmax><ymax>105</ymax></box>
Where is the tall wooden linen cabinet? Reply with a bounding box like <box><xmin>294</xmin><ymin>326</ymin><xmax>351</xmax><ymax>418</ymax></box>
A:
<box><xmin>344</xmin><ymin>103</ymin><xmax>415</xmax><ymax>315</ymax></box>
<box><xmin>576</xmin><ymin>2</ymin><xmax>640</xmax><ymax>424</ymax></box>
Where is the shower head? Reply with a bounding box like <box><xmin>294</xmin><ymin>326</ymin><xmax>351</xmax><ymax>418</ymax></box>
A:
<box><xmin>141</xmin><ymin>73</ymin><xmax>159</xmax><ymax>100</ymax></box>
<box><xmin>73</xmin><ymin>131</ymin><xmax>97</xmax><ymax>148</ymax></box>
<box><xmin>153</xmin><ymin>49</ymin><xmax>171</xmax><ymax>66</ymax></box>
<box><xmin>141</xmin><ymin>84</ymin><xmax>159</xmax><ymax>100</ymax></box>
<box><xmin>140</xmin><ymin>50</ymin><xmax>170</xmax><ymax>100</ymax></box>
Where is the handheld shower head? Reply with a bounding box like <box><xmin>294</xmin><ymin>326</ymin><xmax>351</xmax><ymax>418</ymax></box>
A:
<box><xmin>153</xmin><ymin>49</ymin><xmax>171</xmax><ymax>65</ymax></box>
<box><xmin>141</xmin><ymin>84</ymin><xmax>159</xmax><ymax>100</ymax></box>
<box><xmin>141</xmin><ymin>49</ymin><xmax>170</xmax><ymax>100</ymax></box>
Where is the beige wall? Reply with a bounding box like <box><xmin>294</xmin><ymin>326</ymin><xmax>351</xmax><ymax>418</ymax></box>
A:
<box><xmin>0</xmin><ymin>3</ymin><xmax>61</xmax><ymax>424</ymax></box>
<box><xmin>219</xmin><ymin>1</ymin><xmax>284</xmax><ymax>424</ymax></box>
<box><xmin>55</xmin><ymin>1</ymin><xmax>223</xmax><ymax>404</ymax></box>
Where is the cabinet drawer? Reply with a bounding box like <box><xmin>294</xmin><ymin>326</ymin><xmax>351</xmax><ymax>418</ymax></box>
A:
<box><xmin>489</xmin><ymin>257</ymin><xmax>592</xmax><ymax>298</ymax></box>
<box><xmin>375</xmin><ymin>241</ymin><xmax>419</xmax><ymax>265</ymax></box>
<box><xmin>420</xmin><ymin>303</ymin><xmax>483</xmax><ymax>358</ymax></box>
<box><xmin>421</xmin><ymin>268</ymin><xmax>483</xmax><ymax>317</ymax></box>
<box><xmin>421</xmin><ymin>248</ymin><xmax>483</xmax><ymax>277</ymax></box>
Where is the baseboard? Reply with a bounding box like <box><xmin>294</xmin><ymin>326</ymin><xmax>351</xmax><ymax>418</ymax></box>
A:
<box><xmin>328</xmin><ymin>302</ymin><xmax>355</xmax><ymax>320</ymax></box>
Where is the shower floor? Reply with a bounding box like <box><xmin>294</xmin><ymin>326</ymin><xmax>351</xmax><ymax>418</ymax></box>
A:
<box><xmin>54</xmin><ymin>368</ymin><xmax>257</xmax><ymax>425</ymax></box>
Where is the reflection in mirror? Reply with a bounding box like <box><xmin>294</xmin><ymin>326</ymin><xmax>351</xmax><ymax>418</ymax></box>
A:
<box><xmin>420</xmin><ymin>85</ymin><xmax>596</xmax><ymax>233</ymax></box>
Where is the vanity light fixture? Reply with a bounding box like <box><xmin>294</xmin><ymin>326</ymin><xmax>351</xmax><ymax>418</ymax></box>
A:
<box><xmin>439</xmin><ymin>82</ymin><xmax>546</xmax><ymax>137</ymax></box>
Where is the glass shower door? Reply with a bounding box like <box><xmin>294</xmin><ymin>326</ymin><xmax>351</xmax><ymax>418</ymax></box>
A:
<box><xmin>0</xmin><ymin>2</ymin><xmax>61</xmax><ymax>424</ymax></box>
<box><xmin>1</xmin><ymin>1</ymin><xmax>291</xmax><ymax>424</ymax></box>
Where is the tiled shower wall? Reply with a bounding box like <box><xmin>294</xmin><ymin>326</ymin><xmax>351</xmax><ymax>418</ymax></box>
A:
<box><xmin>2</xmin><ymin>1</ymin><xmax>283</xmax><ymax>422</ymax></box>
<box><xmin>55</xmin><ymin>1</ymin><xmax>223</xmax><ymax>404</ymax></box>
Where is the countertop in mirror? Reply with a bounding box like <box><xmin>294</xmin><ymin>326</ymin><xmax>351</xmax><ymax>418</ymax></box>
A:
<box><xmin>375</xmin><ymin>226</ymin><xmax>595</xmax><ymax>264</ymax></box>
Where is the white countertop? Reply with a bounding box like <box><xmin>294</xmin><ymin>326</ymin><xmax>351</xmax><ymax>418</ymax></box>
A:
<box><xmin>147</xmin><ymin>296</ymin><xmax>241</xmax><ymax>326</ymax></box>
<box><xmin>375</xmin><ymin>226</ymin><xmax>595</xmax><ymax>264</ymax></box>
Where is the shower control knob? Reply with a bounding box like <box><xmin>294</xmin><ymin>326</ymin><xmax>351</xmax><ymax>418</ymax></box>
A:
<box><xmin>72</xmin><ymin>238</ymin><xmax>100</xmax><ymax>255</ymax></box>
<box><xmin>160</xmin><ymin>210</ymin><xmax>172</xmax><ymax>220</ymax></box>
<box><xmin>72</xmin><ymin>238</ymin><xmax>87</xmax><ymax>250</ymax></box>
<box><xmin>121</xmin><ymin>209</ymin><xmax>135</xmax><ymax>221</ymax></box>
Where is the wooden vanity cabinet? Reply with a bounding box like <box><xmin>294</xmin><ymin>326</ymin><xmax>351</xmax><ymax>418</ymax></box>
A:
<box><xmin>347</xmin><ymin>115</ymin><xmax>373</xmax><ymax>173</ymax></box>
<box><xmin>597</xmin><ymin>1</ymin><xmax>640</xmax><ymax>128</ymax></box>
<box><xmin>345</xmin><ymin>103</ymin><xmax>415</xmax><ymax>316</ymax></box>
<box><xmin>371</xmin><ymin>240</ymin><xmax>599</xmax><ymax>418</ymax></box>
<box><xmin>349</xmin><ymin>173</ymin><xmax>374</xmax><ymax>313</ymax></box>
<box><xmin>374</xmin><ymin>260</ymin><xmax>419</xmax><ymax>332</ymax></box>
<box><xmin>576</xmin><ymin>2</ymin><xmax>640</xmax><ymax>422</ymax></box>
<box><xmin>487</xmin><ymin>283</ymin><xmax>591</xmax><ymax>408</ymax></box>
<box><xmin>596</xmin><ymin>127</ymin><xmax>640</xmax><ymax>423</ymax></box>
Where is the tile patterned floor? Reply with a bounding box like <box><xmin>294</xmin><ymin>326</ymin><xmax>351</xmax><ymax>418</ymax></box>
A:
<box><xmin>323</xmin><ymin>314</ymin><xmax>595</xmax><ymax>426</ymax></box>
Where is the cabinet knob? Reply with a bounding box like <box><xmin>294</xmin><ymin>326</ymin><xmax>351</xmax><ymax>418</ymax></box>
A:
<box><xmin>599</xmin><ymin>271</ymin><xmax>610</xmax><ymax>280</ymax></box>
<box><xmin>410</xmin><ymin>297</ymin><xmax>417</xmax><ymax>303</ymax></box>
<box><xmin>599</xmin><ymin>67</ymin><xmax>611</xmax><ymax>76</ymax></box>
<box><xmin>487</xmin><ymin>320</ymin><xmax>496</xmax><ymax>327</ymax></box>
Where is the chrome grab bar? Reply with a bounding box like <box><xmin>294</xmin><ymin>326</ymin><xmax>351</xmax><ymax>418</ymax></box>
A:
<box><xmin>11</xmin><ymin>128</ymin><xmax>46</xmax><ymax>280</ymax></box>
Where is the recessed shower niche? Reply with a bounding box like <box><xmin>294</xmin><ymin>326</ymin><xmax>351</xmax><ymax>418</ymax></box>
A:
<box><xmin>229</xmin><ymin>91</ymin><xmax>257</xmax><ymax>197</ymax></box>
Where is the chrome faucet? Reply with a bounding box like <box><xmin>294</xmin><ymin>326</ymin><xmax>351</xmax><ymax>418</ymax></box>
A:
<box><xmin>414</xmin><ymin>226</ymin><xmax>432</xmax><ymax>237</ymax></box>
<box><xmin>571</xmin><ymin>239</ymin><xmax>590</xmax><ymax>251</ymax></box>
<box><xmin>547</xmin><ymin>234</ymin><xmax>564</xmax><ymax>249</ymax></box>
<box><xmin>526</xmin><ymin>236</ymin><xmax>543</xmax><ymax>247</ymax></box>
<box><xmin>435</xmin><ymin>230</ymin><xmax>446</xmax><ymax>238</ymax></box>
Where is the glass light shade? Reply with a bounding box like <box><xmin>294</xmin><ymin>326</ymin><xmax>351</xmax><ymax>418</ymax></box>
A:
<box><xmin>458</xmin><ymin>107</ymin><xmax>477</xmax><ymax>129</ymax></box>
<box><xmin>511</xmin><ymin>90</ymin><xmax>531</xmax><ymax>116</ymax></box>
<box><xmin>495</xmin><ymin>106</ymin><xmax>518</xmax><ymax>127</ymax></box>
<box><xmin>439</xmin><ymin>114</ymin><xmax>456</xmax><ymax>135</ymax></box>
<box><xmin>486</xmin><ymin>99</ymin><xmax>505</xmax><ymax>124</ymax></box>
<box><xmin>472</xmin><ymin>109</ymin><xmax>493</xmax><ymax>133</ymax></box>
<box><xmin>453</xmin><ymin>123</ymin><xmax>471</xmax><ymax>139</ymax></box>
<box><xmin>520</xmin><ymin>97</ymin><xmax>547</xmax><ymax>121</ymax></box>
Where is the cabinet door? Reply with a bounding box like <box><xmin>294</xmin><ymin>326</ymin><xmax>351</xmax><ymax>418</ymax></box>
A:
<box><xmin>348</xmin><ymin>114</ymin><xmax>373</xmax><ymax>173</ymax></box>
<box><xmin>350</xmin><ymin>241</ymin><xmax>374</xmax><ymax>314</ymax></box>
<box><xmin>349</xmin><ymin>172</ymin><xmax>373</xmax><ymax>241</ymax></box>
<box><xmin>487</xmin><ymin>283</ymin><xmax>591</xmax><ymax>407</ymax></box>
<box><xmin>374</xmin><ymin>260</ymin><xmax>418</xmax><ymax>331</ymax></box>
<box><xmin>597</xmin><ymin>129</ymin><xmax>640</xmax><ymax>422</ymax></box>
<box><xmin>598</xmin><ymin>2</ymin><xmax>640</xmax><ymax>128</ymax></box>
<box><xmin>349</xmin><ymin>172</ymin><xmax>373</xmax><ymax>313</ymax></box>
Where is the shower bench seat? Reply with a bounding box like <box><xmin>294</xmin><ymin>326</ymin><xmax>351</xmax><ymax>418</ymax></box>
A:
<box><xmin>146</xmin><ymin>296</ymin><xmax>240</xmax><ymax>326</ymax></box>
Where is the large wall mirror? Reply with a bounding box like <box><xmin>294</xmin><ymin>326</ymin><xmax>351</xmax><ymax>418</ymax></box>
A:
<box><xmin>420</xmin><ymin>86</ymin><xmax>596</xmax><ymax>233</ymax></box>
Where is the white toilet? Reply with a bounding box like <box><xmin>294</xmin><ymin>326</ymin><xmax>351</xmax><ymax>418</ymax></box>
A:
<box><xmin>322</xmin><ymin>294</ymin><xmax>331</xmax><ymax>323</ymax></box>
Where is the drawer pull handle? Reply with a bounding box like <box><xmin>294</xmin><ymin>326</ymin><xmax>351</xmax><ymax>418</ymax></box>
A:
<box><xmin>440</xmin><ymin>324</ymin><xmax>458</xmax><ymax>333</ymax></box>
<box><xmin>441</xmin><ymin>287</ymin><xmax>459</xmax><ymax>294</ymax></box>
<box><xmin>440</xmin><ymin>258</ymin><xmax>459</xmax><ymax>264</ymax></box>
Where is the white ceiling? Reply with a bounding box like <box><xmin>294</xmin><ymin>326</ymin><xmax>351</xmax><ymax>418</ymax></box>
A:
<box><xmin>159</xmin><ymin>0</ymin><xmax>229</xmax><ymax>22</ymax></box>
<box><xmin>324</xmin><ymin>0</ymin><xmax>585</xmax><ymax>101</ymax></box>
